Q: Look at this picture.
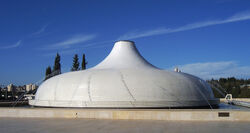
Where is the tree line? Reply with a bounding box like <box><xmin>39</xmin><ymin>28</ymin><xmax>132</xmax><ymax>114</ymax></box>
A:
<box><xmin>45</xmin><ymin>53</ymin><xmax>87</xmax><ymax>80</ymax></box>
<box><xmin>207</xmin><ymin>77</ymin><xmax>250</xmax><ymax>98</ymax></box>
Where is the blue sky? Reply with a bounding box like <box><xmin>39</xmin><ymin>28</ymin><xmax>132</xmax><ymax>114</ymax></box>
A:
<box><xmin>0</xmin><ymin>0</ymin><xmax>250</xmax><ymax>85</ymax></box>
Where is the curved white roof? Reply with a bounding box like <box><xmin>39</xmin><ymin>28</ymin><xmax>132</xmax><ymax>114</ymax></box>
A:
<box><xmin>30</xmin><ymin>40</ymin><xmax>218</xmax><ymax>108</ymax></box>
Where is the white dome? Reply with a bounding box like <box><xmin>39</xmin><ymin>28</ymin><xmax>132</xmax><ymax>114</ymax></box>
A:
<box><xmin>30</xmin><ymin>40</ymin><xmax>218</xmax><ymax>108</ymax></box>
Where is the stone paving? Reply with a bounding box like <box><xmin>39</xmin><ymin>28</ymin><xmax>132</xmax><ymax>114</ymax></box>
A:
<box><xmin>0</xmin><ymin>118</ymin><xmax>250</xmax><ymax>133</ymax></box>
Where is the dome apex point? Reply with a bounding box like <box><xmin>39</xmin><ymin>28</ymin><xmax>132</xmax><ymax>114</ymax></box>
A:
<box><xmin>115</xmin><ymin>40</ymin><xmax>135</xmax><ymax>44</ymax></box>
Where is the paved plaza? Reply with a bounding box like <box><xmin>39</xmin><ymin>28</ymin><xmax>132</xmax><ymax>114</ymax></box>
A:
<box><xmin>0</xmin><ymin>118</ymin><xmax>250</xmax><ymax>133</ymax></box>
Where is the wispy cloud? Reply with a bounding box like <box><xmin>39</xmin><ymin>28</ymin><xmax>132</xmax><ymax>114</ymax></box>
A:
<box><xmin>42</xmin><ymin>34</ymin><xmax>96</xmax><ymax>50</ymax></box>
<box><xmin>42</xmin><ymin>40</ymin><xmax>114</xmax><ymax>57</ymax></box>
<box><xmin>118</xmin><ymin>11</ymin><xmax>250</xmax><ymax>40</ymax></box>
<box><xmin>0</xmin><ymin>40</ymin><xmax>22</xmax><ymax>50</ymax></box>
<box><xmin>171</xmin><ymin>61</ymin><xmax>250</xmax><ymax>79</ymax></box>
<box><xmin>42</xmin><ymin>49</ymin><xmax>79</xmax><ymax>57</ymax></box>
<box><xmin>32</xmin><ymin>24</ymin><xmax>48</xmax><ymax>36</ymax></box>
<box><xmin>78</xmin><ymin>40</ymin><xmax>114</xmax><ymax>49</ymax></box>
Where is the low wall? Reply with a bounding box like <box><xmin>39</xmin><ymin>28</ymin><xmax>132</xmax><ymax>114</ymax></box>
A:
<box><xmin>0</xmin><ymin>108</ymin><xmax>250</xmax><ymax>121</ymax></box>
<box><xmin>232</xmin><ymin>98</ymin><xmax>250</xmax><ymax>102</ymax></box>
<box><xmin>220</xmin><ymin>98</ymin><xmax>250</xmax><ymax>103</ymax></box>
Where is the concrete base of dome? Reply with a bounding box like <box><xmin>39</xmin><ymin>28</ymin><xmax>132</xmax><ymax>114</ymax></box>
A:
<box><xmin>29</xmin><ymin>99</ymin><xmax>219</xmax><ymax>108</ymax></box>
<box><xmin>1</xmin><ymin>106</ymin><xmax>250</xmax><ymax>121</ymax></box>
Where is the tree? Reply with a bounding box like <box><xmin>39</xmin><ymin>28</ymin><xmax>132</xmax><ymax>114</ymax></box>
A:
<box><xmin>81</xmin><ymin>54</ymin><xmax>87</xmax><ymax>70</ymax></box>
<box><xmin>45</xmin><ymin>66</ymin><xmax>52</xmax><ymax>80</ymax></box>
<box><xmin>208</xmin><ymin>77</ymin><xmax>250</xmax><ymax>98</ymax></box>
<box><xmin>71</xmin><ymin>54</ymin><xmax>80</xmax><ymax>71</ymax></box>
<box><xmin>53</xmin><ymin>53</ymin><xmax>61</xmax><ymax>76</ymax></box>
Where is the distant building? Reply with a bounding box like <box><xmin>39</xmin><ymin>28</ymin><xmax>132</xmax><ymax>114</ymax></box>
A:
<box><xmin>25</xmin><ymin>84</ymin><xmax>38</xmax><ymax>92</ymax></box>
<box><xmin>15</xmin><ymin>86</ymin><xmax>25</xmax><ymax>93</ymax></box>
<box><xmin>32</xmin><ymin>84</ymin><xmax>38</xmax><ymax>90</ymax></box>
<box><xmin>7</xmin><ymin>84</ymin><xmax>15</xmax><ymax>92</ymax></box>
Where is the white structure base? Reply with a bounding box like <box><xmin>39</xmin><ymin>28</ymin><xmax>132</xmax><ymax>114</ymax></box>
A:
<box><xmin>29</xmin><ymin>100</ymin><xmax>219</xmax><ymax>108</ymax></box>
<box><xmin>31</xmin><ymin>41</ymin><xmax>219</xmax><ymax>108</ymax></box>
<box><xmin>1</xmin><ymin>108</ymin><xmax>250</xmax><ymax>121</ymax></box>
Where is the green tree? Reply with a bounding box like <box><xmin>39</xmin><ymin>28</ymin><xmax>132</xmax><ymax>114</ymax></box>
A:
<box><xmin>53</xmin><ymin>53</ymin><xmax>61</xmax><ymax>76</ymax></box>
<box><xmin>71</xmin><ymin>54</ymin><xmax>80</xmax><ymax>71</ymax></box>
<box><xmin>45</xmin><ymin>66</ymin><xmax>52</xmax><ymax>80</ymax></box>
<box><xmin>208</xmin><ymin>77</ymin><xmax>250</xmax><ymax>98</ymax></box>
<box><xmin>81</xmin><ymin>54</ymin><xmax>87</xmax><ymax>70</ymax></box>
